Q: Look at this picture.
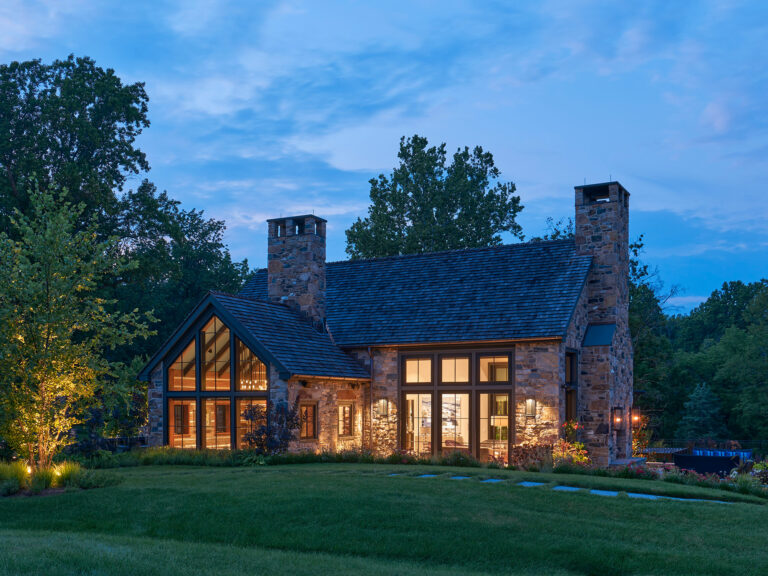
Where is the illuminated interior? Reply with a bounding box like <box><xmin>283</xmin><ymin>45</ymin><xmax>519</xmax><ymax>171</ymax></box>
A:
<box><xmin>168</xmin><ymin>399</ymin><xmax>197</xmax><ymax>448</ymax></box>
<box><xmin>201</xmin><ymin>398</ymin><xmax>231</xmax><ymax>449</ymax></box>
<box><xmin>201</xmin><ymin>316</ymin><xmax>231</xmax><ymax>391</ymax></box>
<box><xmin>405</xmin><ymin>358</ymin><xmax>432</xmax><ymax>383</ymax></box>
<box><xmin>479</xmin><ymin>355</ymin><xmax>509</xmax><ymax>382</ymax></box>
<box><xmin>168</xmin><ymin>341</ymin><xmax>196</xmax><ymax>391</ymax></box>
<box><xmin>338</xmin><ymin>404</ymin><xmax>354</xmax><ymax>436</ymax></box>
<box><xmin>236</xmin><ymin>398</ymin><xmax>266</xmax><ymax>448</ymax></box>
<box><xmin>479</xmin><ymin>393</ymin><xmax>509</xmax><ymax>465</ymax></box>
<box><xmin>441</xmin><ymin>393</ymin><xmax>470</xmax><ymax>452</ymax></box>
<box><xmin>441</xmin><ymin>356</ymin><xmax>469</xmax><ymax>383</ymax></box>
<box><xmin>166</xmin><ymin>315</ymin><xmax>268</xmax><ymax>449</ymax></box>
<box><xmin>236</xmin><ymin>339</ymin><xmax>267</xmax><ymax>390</ymax></box>
<box><xmin>404</xmin><ymin>393</ymin><xmax>432</xmax><ymax>456</ymax></box>
<box><xmin>299</xmin><ymin>404</ymin><xmax>317</xmax><ymax>439</ymax></box>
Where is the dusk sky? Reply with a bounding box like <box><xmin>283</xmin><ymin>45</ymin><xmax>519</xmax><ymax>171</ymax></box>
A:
<box><xmin>3</xmin><ymin>1</ymin><xmax>767</xmax><ymax>312</ymax></box>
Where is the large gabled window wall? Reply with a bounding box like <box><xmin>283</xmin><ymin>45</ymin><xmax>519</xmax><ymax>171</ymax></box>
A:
<box><xmin>401</xmin><ymin>349</ymin><xmax>514</xmax><ymax>465</ymax></box>
<box><xmin>165</xmin><ymin>314</ymin><xmax>269</xmax><ymax>450</ymax></box>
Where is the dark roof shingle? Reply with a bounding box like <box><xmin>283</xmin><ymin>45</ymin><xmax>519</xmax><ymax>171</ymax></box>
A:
<box><xmin>211</xmin><ymin>292</ymin><xmax>370</xmax><ymax>380</ymax></box>
<box><xmin>239</xmin><ymin>239</ymin><xmax>591</xmax><ymax>347</ymax></box>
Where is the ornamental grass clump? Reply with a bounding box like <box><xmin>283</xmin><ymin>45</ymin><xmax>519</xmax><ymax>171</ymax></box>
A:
<box><xmin>0</xmin><ymin>461</ymin><xmax>28</xmax><ymax>495</ymax></box>
<box><xmin>29</xmin><ymin>467</ymin><xmax>56</xmax><ymax>493</ymax></box>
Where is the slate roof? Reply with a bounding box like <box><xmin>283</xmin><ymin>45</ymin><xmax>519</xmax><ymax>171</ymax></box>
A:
<box><xmin>239</xmin><ymin>239</ymin><xmax>592</xmax><ymax>347</ymax></box>
<box><xmin>210</xmin><ymin>292</ymin><xmax>370</xmax><ymax>380</ymax></box>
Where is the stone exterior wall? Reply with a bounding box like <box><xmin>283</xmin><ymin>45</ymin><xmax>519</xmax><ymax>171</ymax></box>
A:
<box><xmin>267</xmin><ymin>215</ymin><xmax>326</xmax><ymax>325</ymax></box>
<box><xmin>574</xmin><ymin>182</ymin><xmax>634</xmax><ymax>465</ymax></box>
<box><xmin>514</xmin><ymin>341</ymin><xmax>561</xmax><ymax>445</ymax></box>
<box><xmin>147</xmin><ymin>364</ymin><xmax>164</xmax><ymax>447</ymax></box>
<box><xmin>274</xmin><ymin>373</ymin><xmax>366</xmax><ymax>453</ymax></box>
<box><xmin>358</xmin><ymin>347</ymin><xmax>399</xmax><ymax>456</ymax></box>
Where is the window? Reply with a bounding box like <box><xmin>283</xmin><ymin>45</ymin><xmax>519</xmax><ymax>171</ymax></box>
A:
<box><xmin>565</xmin><ymin>352</ymin><xmax>577</xmax><ymax>387</ymax></box>
<box><xmin>168</xmin><ymin>341</ymin><xmax>196</xmax><ymax>391</ymax></box>
<box><xmin>202</xmin><ymin>399</ymin><xmax>231</xmax><ymax>449</ymax></box>
<box><xmin>441</xmin><ymin>356</ymin><xmax>469</xmax><ymax>384</ymax></box>
<box><xmin>201</xmin><ymin>316</ymin><xmax>231</xmax><ymax>391</ymax></box>
<box><xmin>236</xmin><ymin>339</ymin><xmax>267</xmax><ymax>391</ymax></box>
<box><xmin>441</xmin><ymin>393</ymin><xmax>470</xmax><ymax>453</ymax></box>
<box><xmin>565</xmin><ymin>389</ymin><xmax>577</xmax><ymax>422</ymax></box>
<box><xmin>479</xmin><ymin>355</ymin><xmax>509</xmax><ymax>383</ymax></box>
<box><xmin>300</xmin><ymin>404</ymin><xmax>317</xmax><ymax>439</ymax></box>
<box><xmin>405</xmin><ymin>358</ymin><xmax>432</xmax><ymax>384</ymax></box>
<box><xmin>168</xmin><ymin>399</ymin><xmax>196</xmax><ymax>449</ymax></box>
<box><xmin>338</xmin><ymin>404</ymin><xmax>354</xmax><ymax>437</ymax></box>
<box><xmin>479</xmin><ymin>393</ymin><xmax>509</xmax><ymax>465</ymax></box>
<box><xmin>237</xmin><ymin>398</ymin><xmax>266</xmax><ymax>449</ymax></box>
<box><xmin>404</xmin><ymin>393</ymin><xmax>432</xmax><ymax>456</ymax></box>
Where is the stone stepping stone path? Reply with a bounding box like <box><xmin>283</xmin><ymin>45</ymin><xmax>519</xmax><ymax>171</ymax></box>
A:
<box><xmin>590</xmin><ymin>489</ymin><xmax>619</xmax><ymax>497</ymax></box>
<box><xmin>387</xmin><ymin>472</ymin><xmax>732</xmax><ymax>504</ymax></box>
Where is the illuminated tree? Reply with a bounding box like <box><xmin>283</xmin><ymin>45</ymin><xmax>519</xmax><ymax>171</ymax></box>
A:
<box><xmin>0</xmin><ymin>187</ymin><xmax>154</xmax><ymax>468</ymax></box>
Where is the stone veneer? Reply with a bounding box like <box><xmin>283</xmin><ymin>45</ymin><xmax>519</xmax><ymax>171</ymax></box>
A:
<box><xmin>147</xmin><ymin>364</ymin><xmax>163</xmax><ymax>446</ymax></box>
<box><xmin>267</xmin><ymin>215</ymin><xmax>327</xmax><ymax>325</ymax></box>
<box><xmin>574</xmin><ymin>182</ymin><xmax>634</xmax><ymax>465</ymax></box>
<box><xmin>514</xmin><ymin>341</ymin><xmax>561</xmax><ymax>445</ymax></box>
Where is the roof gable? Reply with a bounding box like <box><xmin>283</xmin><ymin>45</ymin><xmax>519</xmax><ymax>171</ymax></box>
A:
<box><xmin>240</xmin><ymin>239</ymin><xmax>591</xmax><ymax>347</ymax></box>
<box><xmin>139</xmin><ymin>292</ymin><xmax>370</xmax><ymax>381</ymax></box>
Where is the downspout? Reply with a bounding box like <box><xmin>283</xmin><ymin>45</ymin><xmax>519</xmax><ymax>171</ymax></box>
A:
<box><xmin>368</xmin><ymin>346</ymin><xmax>374</xmax><ymax>451</ymax></box>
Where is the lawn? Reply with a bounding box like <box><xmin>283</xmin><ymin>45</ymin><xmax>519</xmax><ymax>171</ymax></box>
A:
<box><xmin>1</xmin><ymin>464</ymin><xmax>766</xmax><ymax>575</ymax></box>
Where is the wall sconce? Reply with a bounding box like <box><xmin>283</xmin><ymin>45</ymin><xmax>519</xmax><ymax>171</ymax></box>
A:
<box><xmin>631</xmin><ymin>408</ymin><xmax>641</xmax><ymax>427</ymax></box>
<box><xmin>525</xmin><ymin>398</ymin><xmax>537</xmax><ymax>419</ymax></box>
<box><xmin>612</xmin><ymin>407</ymin><xmax>624</xmax><ymax>430</ymax></box>
<box><xmin>374</xmin><ymin>398</ymin><xmax>388</xmax><ymax>418</ymax></box>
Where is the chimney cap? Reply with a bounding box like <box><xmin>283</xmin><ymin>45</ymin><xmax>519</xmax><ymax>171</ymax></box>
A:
<box><xmin>267</xmin><ymin>214</ymin><xmax>327</xmax><ymax>224</ymax></box>
<box><xmin>574</xmin><ymin>181</ymin><xmax>629</xmax><ymax>197</ymax></box>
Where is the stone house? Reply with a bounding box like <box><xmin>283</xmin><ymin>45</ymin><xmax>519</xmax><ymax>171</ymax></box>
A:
<box><xmin>138</xmin><ymin>181</ymin><xmax>633</xmax><ymax>466</ymax></box>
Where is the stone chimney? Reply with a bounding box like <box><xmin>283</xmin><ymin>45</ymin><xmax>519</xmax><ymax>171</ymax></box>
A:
<box><xmin>574</xmin><ymin>181</ymin><xmax>630</xmax><ymax>326</ymax></box>
<box><xmin>267</xmin><ymin>215</ymin><xmax>327</xmax><ymax>326</ymax></box>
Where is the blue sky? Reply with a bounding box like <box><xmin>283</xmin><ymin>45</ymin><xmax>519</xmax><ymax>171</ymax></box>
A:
<box><xmin>3</xmin><ymin>1</ymin><xmax>767</xmax><ymax>312</ymax></box>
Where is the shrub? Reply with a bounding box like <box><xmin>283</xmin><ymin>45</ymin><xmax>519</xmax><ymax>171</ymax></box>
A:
<box><xmin>30</xmin><ymin>467</ymin><xmax>56</xmax><ymax>493</ymax></box>
<box><xmin>1</xmin><ymin>478</ymin><xmax>21</xmax><ymax>496</ymax></box>
<box><xmin>552</xmin><ymin>439</ymin><xmax>590</xmax><ymax>467</ymax></box>
<box><xmin>437</xmin><ymin>450</ymin><xmax>481</xmax><ymax>468</ymax></box>
<box><xmin>0</xmin><ymin>461</ymin><xmax>28</xmax><ymax>489</ymax></box>
<box><xmin>610</xmin><ymin>465</ymin><xmax>657</xmax><ymax>480</ymax></box>
<box><xmin>509</xmin><ymin>444</ymin><xmax>553</xmax><ymax>471</ymax></box>
<box><xmin>55</xmin><ymin>462</ymin><xmax>83</xmax><ymax>487</ymax></box>
<box><xmin>74</xmin><ymin>469</ymin><xmax>121</xmax><ymax>490</ymax></box>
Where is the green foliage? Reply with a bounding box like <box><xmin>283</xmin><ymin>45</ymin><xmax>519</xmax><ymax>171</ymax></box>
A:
<box><xmin>436</xmin><ymin>450</ymin><xmax>481</xmax><ymax>468</ymax></box>
<box><xmin>107</xmin><ymin>180</ymin><xmax>251</xmax><ymax>363</ymax></box>
<box><xmin>0</xmin><ymin>461</ymin><xmax>27</xmax><ymax>490</ymax></box>
<box><xmin>346</xmin><ymin>135</ymin><xmax>523</xmax><ymax>259</ymax></box>
<box><xmin>0</xmin><ymin>187</ymin><xmax>155</xmax><ymax>468</ymax></box>
<box><xmin>676</xmin><ymin>383</ymin><xmax>729</xmax><ymax>441</ymax></box>
<box><xmin>29</xmin><ymin>467</ymin><xmax>56</xmax><ymax>493</ymax></box>
<box><xmin>0</xmin><ymin>55</ymin><xmax>149</xmax><ymax>233</ymax></box>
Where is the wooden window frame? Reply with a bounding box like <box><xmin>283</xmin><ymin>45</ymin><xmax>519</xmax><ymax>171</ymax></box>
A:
<box><xmin>163</xmin><ymin>310</ymin><xmax>270</xmax><ymax>449</ymax></box>
<box><xmin>438</xmin><ymin>355</ymin><xmax>471</xmax><ymax>385</ymax></box>
<box><xmin>402</xmin><ymin>356</ymin><xmax>433</xmax><ymax>385</ymax></box>
<box><xmin>338</xmin><ymin>403</ymin><xmax>355</xmax><ymax>438</ymax></box>
<box><xmin>398</xmin><ymin>348</ymin><xmax>515</xmax><ymax>460</ymax></box>
<box><xmin>299</xmin><ymin>402</ymin><xmax>318</xmax><ymax>440</ymax></box>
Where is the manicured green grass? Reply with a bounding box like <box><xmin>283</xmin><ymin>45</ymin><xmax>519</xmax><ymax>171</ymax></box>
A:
<box><xmin>1</xmin><ymin>464</ymin><xmax>767</xmax><ymax>575</ymax></box>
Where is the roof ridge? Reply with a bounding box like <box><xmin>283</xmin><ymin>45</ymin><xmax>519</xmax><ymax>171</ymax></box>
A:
<box><xmin>326</xmin><ymin>238</ymin><xmax>577</xmax><ymax>266</ymax></box>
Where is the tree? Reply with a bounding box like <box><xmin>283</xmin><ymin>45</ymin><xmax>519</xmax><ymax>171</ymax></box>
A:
<box><xmin>0</xmin><ymin>55</ymin><xmax>149</xmax><ymax>233</ymax></box>
<box><xmin>676</xmin><ymin>383</ymin><xmax>729</xmax><ymax>441</ymax></box>
<box><xmin>107</xmin><ymin>180</ymin><xmax>251</xmax><ymax>361</ymax></box>
<box><xmin>345</xmin><ymin>135</ymin><xmax>523</xmax><ymax>259</ymax></box>
<box><xmin>0</xmin><ymin>187</ymin><xmax>154</xmax><ymax>468</ymax></box>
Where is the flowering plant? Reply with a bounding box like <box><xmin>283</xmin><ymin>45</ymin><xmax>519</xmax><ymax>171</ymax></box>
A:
<box><xmin>552</xmin><ymin>439</ymin><xmax>590</xmax><ymax>467</ymax></box>
<box><xmin>561</xmin><ymin>420</ymin><xmax>581</xmax><ymax>443</ymax></box>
